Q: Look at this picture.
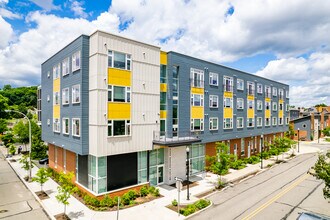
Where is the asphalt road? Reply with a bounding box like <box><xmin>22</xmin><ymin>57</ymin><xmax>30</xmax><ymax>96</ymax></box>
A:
<box><xmin>0</xmin><ymin>153</ymin><xmax>49</xmax><ymax>220</ymax></box>
<box><xmin>190</xmin><ymin>144</ymin><xmax>330</xmax><ymax>220</ymax></box>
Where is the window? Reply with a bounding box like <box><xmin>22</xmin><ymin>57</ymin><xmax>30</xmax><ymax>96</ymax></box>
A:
<box><xmin>223</xmin><ymin>118</ymin><xmax>233</xmax><ymax>129</ymax></box>
<box><xmin>286</xmin><ymin>117</ymin><xmax>289</xmax><ymax>124</ymax></box>
<box><xmin>224</xmin><ymin>97</ymin><xmax>233</xmax><ymax>108</ymax></box>
<box><xmin>108</xmin><ymin>85</ymin><xmax>131</xmax><ymax>103</ymax></box>
<box><xmin>54</xmin><ymin>146</ymin><xmax>58</xmax><ymax>168</ymax></box>
<box><xmin>286</xmin><ymin>90</ymin><xmax>289</xmax><ymax>98</ymax></box>
<box><xmin>108</xmin><ymin>120</ymin><xmax>130</xmax><ymax>136</ymax></box>
<box><xmin>53</xmin><ymin>63</ymin><xmax>60</xmax><ymax>79</ymax></box>
<box><xmin>248</xmin><ymin>100</ymin><xmax>254</xmax><ymax>109</ymax></box>
<box><xmin>279</xmin><ymin>103</ymin><xmax>283</xmax><ymax>111</ymax></box>
<box><xmin>265</xmin><ymin>86</ymin><xmax>271</xmax><ymax>98</ymax></box>
<box><xmin>53</xmin><ymin>118</ymin><xmax>60</xmax><ymax>133</ymax></box>
<box><xmin>53</xmin><ymin>92</ymin><xmax>60</xmax><ymax>105</ymax></box>
<box><xmin>72</xmin><ymin>51</ymin><xmax>81</xmax><ymax>72</ymax></box>
<box><xmin>279</xmin><ymin>117</ymin><xmax>283</xmax><ymax>125</ymax></box>
<box><xmin>265</xmin><ymin>118</ymin><xmax>270</xmax><ymax>126</ymax></box>
<box><xmin>160</xmin><ymin>65</ymin><xmax>167</xmax><ymax>83</ymax></box>
<box><xmin>108</xmin><ymin>50</ymin><xmax>131</xmax><ymax>70</ymax></box>
<box><xmin>190</xmin><ymin>68</ymin><xmax>204</xmax><ymax>88</ymax></box>
<box><xmin>279</xmin><ymin>89</ymin><xmax>284</xmax><ymax>99</ymax></box>
<box><xmin>138</xmin><ymin>151</ymin><xmax>148</xmax><ymax>184</ymax></box>
<box><xmin>191</xmin><ymin>94</ymin><xmax>204</xmax><ymax>106</ymax></box>
<box><xmin>257</xmin><ymin>83</ymin><xmax>263</xmax><ymax>94</ymax></box>
<box><xmin>160</xmin><ymin>92</ymin><xmax>166</xmax><ymax>110</ymax></box>
<box><xmin>209</xmin><ymin>117</ymin><xmax>218</xmax><ymax>130</ymax></box>
<box><xmin>107</xmin><ymin>85</ymin><xmax>112</xmax><ymax>102</ymax></box>
<box><xmin>209</xmin><ymin>72</ymin><xmax>218</xmax><ymax>86</ymax></box>
<box><xmin>273</xmin><ymin>87</ymin><xmax>277</xmax><ymax>96</ymax></box>
<box><xmin>62</xmin><ymin>118</ymin><xmax>69</xmax><ymax>134</ymax></box>
<box><xmin>62</xmin><ymin>57</ymin><xmax>70</xmax><ymax>76</ymax></box>
<box><xmin>237</xmin><ymin>117</ymin><xmax>243</xmax><ymax>128</ymax></box>
<box><xmin>265</xmin><ymin>101</ymin><xmax>271</xmax><ymax>110</ymax></box>
<box><xmin>257</xmin><ymin>100</ymin><xmax>263</xmax><ymax>110</ymax></box>
<box><xmin>189</xmin><ymin>144</ymin><xmax>205</xmax><ymax>175</ymax></box>
<box><xmin>272</xmin><ymin>117</ymin><xmax>277</xmax><ymax>126</ymax></box>
<box><xmin>72</xmin><ymin>84</ymin><xmax>80</xmax><ymax>104</ymax></box>
<box><xmin>72</xmin><ymin>118</ymin><xmax>80</xmax><ymax>137</ymax></box>
<box><xmin>286</xmin><ymin>104</ymin><xmax>289</xmax><ymax>112</ymax></box>
<box><xmin>257</xmin><ymin>117</ymin><xmax>262</xmax><ymax>127</ymax></box>
<box><xmin>88</xmin><ymin>156</ymin><xmax>107</xmax><ymax>194</ymax></box>
<box><xmin>237</xmin><ymin>98</ymin><xmax>244</xmax><ymax>109</ymax></box>
<box><xmin>62</xmin><ymin>88</ymin><xmax>69</xmax><ymax>105</ymax></box>
<box><xmin>237</xmin><ymin>79</ymin><xmax>244</xmax><ymax>90</ymax></box>
<box><xmin>223</xmin><ymin>76</ymin><xmax>233</xmax><ymax>92</ymax></box>
<box><xmin>272</xmin><ymin>102</ymin><xmax>277</xmax><ymax>111</ymax></box>
<box><xmin>247</xmin><ymin>118</ymin><xmax>254</xmax><ymax>127</ymax></box>
<box><xmin>191</xmin><ymin>119</ymin><xmax>204</xmax><ymax>131</ymax></box>
<box><xmin>247</xmin><ymin>81</ymin><xmax>255</xmax><ymax>96</ymax></box>
<box><xmin>241</xmin><ymin>143</ymin><xmax>245</xmax><ymax>156</ymax></box>
<box><xmin>209</xmin><ymin>95</ymin><xmax>218</xmax><ymax>108</ymax></box>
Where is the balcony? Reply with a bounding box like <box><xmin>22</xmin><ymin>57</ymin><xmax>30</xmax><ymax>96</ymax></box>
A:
<box><xmin>153</xmin><ymin>131</ymin><xmax>201</xmax><ymax>147</ymax></box>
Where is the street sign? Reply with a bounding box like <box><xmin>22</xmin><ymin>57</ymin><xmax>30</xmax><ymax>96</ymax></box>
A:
<box><xmin>176</xmin><ymin>180</ymin><xmax>183</xmax><ymax>191</ymax></box>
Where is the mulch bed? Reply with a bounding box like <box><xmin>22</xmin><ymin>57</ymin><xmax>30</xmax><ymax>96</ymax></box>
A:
<box><xmin>166</xmin><ymin>204</ymin><xmax>187</xmax><ymax>212</ymax></box>
<box><xmin>35</xmin><ymin>191</ymin><xmax>49</xmax><ymax>200</ymax></box>
<box><xmin>54</xmin><ymin>213</ymin><xmax>70</xmax><ymax>220</ymax></box>
<box><xmin>9</xmin><ymin>159</ymin><xmax>16</xmax><ymax>162</ymax></box>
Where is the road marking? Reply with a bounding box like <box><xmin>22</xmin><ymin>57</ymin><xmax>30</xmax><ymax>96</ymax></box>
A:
<box><xmin>241</xmin><ymin>173</ymin><xmax>310</xmax><ymax>220</ymax></box>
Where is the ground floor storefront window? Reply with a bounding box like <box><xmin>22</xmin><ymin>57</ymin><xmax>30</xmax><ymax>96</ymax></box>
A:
<box><xmin>149</xmin><ymin>148</ymin><xmax>165</xmax><ymax>186</ymax></box>
<box><xmin>88</xmin><ymin>155</ymin><xmax>107</xmax><ymax>194</ymax></box>
<box><xmin>189</xmin><ymin>144</ymin><xmax>205</xmax><ymax>175</ymax></box>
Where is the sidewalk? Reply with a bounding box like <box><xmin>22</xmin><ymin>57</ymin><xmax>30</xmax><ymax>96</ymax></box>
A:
<box><xmin>0</xmin><ymin>142</ymin><xmax>324</xmax><ymax>220</ymax></box>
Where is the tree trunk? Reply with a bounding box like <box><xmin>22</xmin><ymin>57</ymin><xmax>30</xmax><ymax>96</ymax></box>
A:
<box><xmin>64</xmin><ymin>204</ymin><xmax>66</xmax><ymax>215</ymax></box>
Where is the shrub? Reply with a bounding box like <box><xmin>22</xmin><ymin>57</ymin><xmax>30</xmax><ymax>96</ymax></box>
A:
<box><xmin>153</xmin><ymin>188</ymin><xmax>160</xmax><ymax>197</ymax></box>
<box><xmin>121</xmin><ymin>192</ymin><xmax>132</xmax><ymax>205</ymax></box>
<box><xmin>9</xmin><ymin>144</ymin><xmax>16</xmax><ymax>155</ymax></box>
<box><xmin>172</xmin><ymin>199</ymin><xmax>178</xmax><ymax>207</ymax></box>
<box><xmin>140</xmin><ymin>185</ymin><xmax>149</xmax><ymax>197</ymax></box>
<box><xmin>148</xmin><ymin>186</ymin><xmax>156</xmax><ymax>195</ymax></box>
<box><xmin>180</xmin><ymin>204</ymin><xmax>197</xmax><ymax>216</ymax></box>
<box><xmin>230</xmin><ymin>159</ymin><xmax>246</xmax><ymax>170</ymax></box>
<box><xmin>100</xmin><ymin>195</ymin><xmax>115</xmax><ymax>207</ymax></box>
<box><xmin>127</xmin><ymin>190</ymin><xmax>138</xmax><ymax>200</ymax></box>
<box><xmin>194</xmin><ymin>199</ymin><xmax>210</xmax><ymax>210</ymax></box>
<box><xmin>83</xmin><ymin>195</ymin><xmax>100</xmax><ymax>207</ymax></box>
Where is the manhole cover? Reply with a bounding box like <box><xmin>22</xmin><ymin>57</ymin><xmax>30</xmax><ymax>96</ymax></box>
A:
<box><xmin>0</xmin><ymin>210</ymin><xmax>8</xmax><ymax>213</ymax></box>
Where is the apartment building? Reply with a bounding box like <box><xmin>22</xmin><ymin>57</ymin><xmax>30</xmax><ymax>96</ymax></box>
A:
<box><xmin>41</xmin><ymin>30</ymin><xmax>289</xmax><ymax>198</ymax></box>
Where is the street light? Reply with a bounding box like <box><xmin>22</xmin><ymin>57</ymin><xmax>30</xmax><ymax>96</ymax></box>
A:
<box><xmin>297</xmin><ymin>128</ymin><xmax>300</xmax><ymax>153</ymax></box>
<box><xmin>260</xmin><ymin>134</ymin><xmax>263</xmax><ymax>169</ymax></box>
<box><xmin>318</xmin><ymin>125</ymin><xmax>320</xmax><ymax>144</ymax></box>
<box><xmin>5</xmin><ymin>110</ymin><xmax>32</xmax><ymax>181</ymax></box>
<box><xmin>186</xmin><ymin>146</ymin><xmax>190</xmax><ymax>201</ymax></box>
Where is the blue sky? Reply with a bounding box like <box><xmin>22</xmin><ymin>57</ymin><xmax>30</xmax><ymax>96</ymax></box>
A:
<box><xmin>0</xmin><ymin>0</ymin><xmax>329</xmax><ymax>107</ymax></box>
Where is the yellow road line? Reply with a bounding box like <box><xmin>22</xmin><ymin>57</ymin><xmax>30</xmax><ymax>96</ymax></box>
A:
<box><xmin>242</xmin><ymin>173</ymin><xmax>310</xmax><ymax>220</ymax></box>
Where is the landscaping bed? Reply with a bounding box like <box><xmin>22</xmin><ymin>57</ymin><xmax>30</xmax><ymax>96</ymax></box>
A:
<box><xmin>167</xmin><ymin>199</ymin><xmax>211</xmax><ymax>216</ymax></box>
<box><xmin>35</xmin><ymin>191</ymin><xmax>49</xmax><ymax>200</ymax></box>
<box><xmin>54</xmin><ymin>213</ymin><xmax>70</xmax><ymax>220</ymax></box>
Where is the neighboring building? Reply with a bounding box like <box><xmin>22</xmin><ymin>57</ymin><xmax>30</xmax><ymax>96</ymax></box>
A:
<box><xmin>289</xmin><ymin>108</ymin><xmax>300</xmax><ymax>120</ymax></box>
<box><xmin>41</xmin><ymin>31</ymin><xmax>290</xmax><ymax>198</ymax></box>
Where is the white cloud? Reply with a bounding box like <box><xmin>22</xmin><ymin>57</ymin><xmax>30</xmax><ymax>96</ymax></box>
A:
<box><xmin>70</xmin><ymin>0</ymin><xmax>88</xmax><ymax>18</ymax></box>
<box><xmin>0</xmin><ymin>8</ymin><xmax>22</xmax><ymax>19</ymax></box>
<box><xmin>0</xmin><ymin>16</ymin><xmax>13</xmax><ymax>48</ymax></box>
<box><xmin>0</xmin><ymin>0</ymin><xmax>8</xmax><ymax>4</ymax></box>
<box><xmin>30</xmin><ymin>0</ymin><xmax>59</xmax><ymax>11</ymax></box>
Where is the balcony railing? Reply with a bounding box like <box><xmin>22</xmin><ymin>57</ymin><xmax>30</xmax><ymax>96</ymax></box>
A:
<box><xmin>190</xmin><ymin>78</ymin><xmax>204</xmax><ymax>88</ymax></box>
<box><xmin>247</xmin><ymin>88</ymin><xmax>255</xmax><ymax>96</ymax></box>
<box><xmin>265</xmin><ymin>92</ymin><xmax>271</xmax><ymax>98</ymax></box>
<box><xmin>153</xmin><ymin>131</ymin><xmax>201</xmax><ymax>146</ymax></box>
<box><xmin>223</xmin><ymin>84</ymin><xmax>234</xmax><ymax>92</ymax></box>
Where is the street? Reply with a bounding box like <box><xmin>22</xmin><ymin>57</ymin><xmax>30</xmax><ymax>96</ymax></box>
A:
<box><xmin>0</xmin><ymin>153</ymin><xmax>49</xmax><ymax>220</ymax></box>
<box><xmin>190</xmin><ymin>143</ymin><xmax>330</xmax><ymax>220</ymax></box>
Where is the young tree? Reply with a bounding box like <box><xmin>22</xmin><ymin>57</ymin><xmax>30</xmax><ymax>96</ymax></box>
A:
<box><xmin>56</xmin><ymin>172</ymin><xmax>78</xmax><ymax>215</ymax></box>
<box><xmin>310</xmin><ymin>151</ymin><xmax>330</xmax><ymax>200</ymax></box>
<box><xmin>9</xmin><ymin>144</ymin><xmax>16</xmax><ymax>155</ymax></box>
<box><xmin>32</xmin><ymin>167</ymin><xmax>51</xmax><ymax>192</ymax></box>
<box><xmin>1</xmin><ymin>132</ymin><xmax>14</xmax><ymax>147</ymax></box>
<box><xmin>19</xmin><ymin>154</ymin><xmax>34</xmax><ymax>180</ymax></box>
<box><xmin>13</xmin><ymin>121</ymin><xmax>29</xmax><ymax>150</ymax></box>
<box><xmin>0</xmin><ymin>119</ymin><xmax>7</xmax><ymax>134</ymax></box>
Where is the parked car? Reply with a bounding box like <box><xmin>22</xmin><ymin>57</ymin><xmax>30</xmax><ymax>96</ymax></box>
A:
<box><xmin>39</xmin><ymin>158</ymin><xmax>49</xmax><ymax>165</ymax></box>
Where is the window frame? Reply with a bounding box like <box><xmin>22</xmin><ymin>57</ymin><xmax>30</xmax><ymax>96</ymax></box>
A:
<box><xmin>223</xmin><ymin>118</ymin><xmax>233</xmax><ymax>129</ymax></box>
<box><xmin>209</xmin><ymin>117</ymin><xmax>218</xmax><ymax>130</ymax></box>
<box><xmin>107</xmin><ymin>120</ymin><xmax>131</xmax><ymax>137</ymax></box>
<box><xmin>257</xmin><ymin>100</ymin><xmax>263</xmax><ymax>111</ymax></box>
<box><xmin>223</xmin><ymin>76</ymin><xmax>233</xmax><ymax>92</ymax></box>
<box><xmin>209</xmin><ymin>72</ymin><xmax>218</xmax><ymax>86</ymax></box>
<box><xmin>247</xmin><ymin>118</ymin><xmax>254</xmax><ymax>127</ymax></box>
<box><xmin>272</xmin><ymin>102</ymin><xmax>277</xmax><ymax>111</ymax></box>
<box><xmin>209</xmin><ymin>95</ymin><xmax>218</xmax><ymax>108</ymax></box>
<box><xmin>237</xmin><ymin>79</ymin><xmax>244</xmax><ymax>90</ymax></box>
<box><xmin>265</xmin><ymin>118</ymin><xmax>271</xmax><ymax>126</ymax></box>
<box><xmin>190</xmin><ymin>68</ymin><xmax>204</xmax><ymax>88</ymax></box>
<box><xmin>62</xmin><ymin>57</ymin><xmax>70</xmax><ymax>76</ymax></box>
<box><xmin>108</xmin><ymin>50</ymin><xmax>132</xmax><ymax>71</ymax></box>
<box><xmin>257</xmin><ymin>83</ymin><xmax>263</xmax><ymax>94</ymax></box>
<box><xmin>190</xmin><ymin>118</ymin><xmax>204</xmax><ymax>131</ymax></box>
<box><xmin>248</xmin><ymin>100</ymin><xmax>254</xmax><ymax>109</ymax></box>
<box><xmin>272</xmin><ymin>117</ymin><xmax>277</xmax><ymax>126</ymax></box>
<box><xmin>53</xmin><ymin>92</ymin><xmax>60</xmax><ymax>105</ymax></box>
<box><xmin>265</xmin><ymin>85</ymin><xmax>271</xmax><ymax>98</ymax></box>
<box><xmin>72</xmin><ymin>84</ymin><xmax>81</xmax><ymax>104</ymax></box>
<box><xmin>237</xmin><ymin>98</ymin><xmax>244</xmax><ymax>110</ymax></box>
<box><xmin>72</xmin><ymin>51</ymin><xmax>81</xmax><ymax>72</ymax></box>
<box><xmin>224</xmin><ymin>97</ymin><xmax>233</xmax><ymax>108</ymax></box>
<box><xmin>62</xmin><ymin>118</ymin><xmax>69</xmax><ymax>135</ymax></box>
<box><xmin>53</xmin><ymin>118</ymin><xmax>60</xmax><ymax>133</ymax></box>
<box><xmin>72</xmin><ymin>118</ymin><xmax>80</xmax><ymax>137</ymax></box>
<box><xmin>191</xmin><ymin>94</ymin><xmax>204</xmax><ymax>107</ymax></box>
<box><xmin>257</xmin><ymin>117</ymin><xmax>263</xmax><ymax>127</ymax></box>
<box><xmin>247</xmin><ymin>81</ymin><xmax>255</xmax><ymax>96</ymax></box>
<box><xmin>62</xmin><ymin>87</ymin><xmax>69</xmax><ymax>105</ymax></box>
<box><xmin>237</xmin><ymin>117</ymin><xmax>244</xmax><ymax>128</ymax></box>
<box><xmin>273</xmin><ymin>87</ymin><xmax>277</xmax><ymax>96</ymax></box>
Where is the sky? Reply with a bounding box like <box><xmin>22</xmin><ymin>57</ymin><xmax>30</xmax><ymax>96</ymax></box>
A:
<box><xmin>0</xmin><ymin>0</ymin><xmax>329</xmax><ymax>107</ymax></box>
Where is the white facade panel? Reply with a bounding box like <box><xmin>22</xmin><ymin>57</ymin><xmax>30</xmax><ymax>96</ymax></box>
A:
<box><xmin>167</xmin><ymin>146</ymin><xmax>187</xmax><ymax>185</ymax></box>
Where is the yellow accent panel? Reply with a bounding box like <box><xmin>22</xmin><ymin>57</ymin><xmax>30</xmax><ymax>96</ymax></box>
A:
<box><xmin>279</xmin><ymin>110</ymin><xmax>283</xmax><ymax>117</ymax></box>
<box><xmin>160</xmin><ymin>110</ymin><xmax>167</xmax><ymax>119</ymax></box>
<box><xmin>224</xmin><ymin>108</ymin><xmax>233</xmax><ymax>118</ymax></box>
<box><xmin>53</xmin><ymin>105</ymin><xmax>60</xmax><ymax>119</ymax></box>
<box><xmin>247</xmin><ymin>95</ymin><xmax>254</xmax><ymax>100</ymax></box>
<box><xmin>279</xmin><ymin>100</ymin><xmax>284</xmax><ymax>104</ymax></box>
<box><xmin>191</xmin><ymin>87</ymin><xmax>204</xmax><ymax>94</ymax></box>
<box><xmin>160</xmin><ymin>51</ymin><xmax>167</xmax><ymax>65</ymax></box>
<box><xmin>191</xmin><ymin>106</ymin><xmax>204</xmax><ymax>119</ymax></box>
<box><xmin>247</xmin><ymin>109</ymin><xmax>254</xmax><ymax>118</ymax></box>
<box><xmin>160</xmin><ymin>83</ymin><xmax>167</xmax><ymax>92</ymax></box>
<box><xmin>108</xmin><ymin>68</ymin><xmax>131</xmax><ymax>86</ymax></box>
<box><xmin>108</xmin><ymin>103</ymin><xmax>131</xmax><ymax>119</ymax></box>
<box><xmin>53</xmin><ymin>78</ymin><xmax>60</xmax><ymax>92</ymax></box>
<box><xmin>224</xmin><ymin>91</ymin><xmax>233</xmax><ymax>98</ymax></box>
<box><xmin>265</xmin><ymin>110</ymin><xmax>271</xmax><ymax>118</ymax></box>
<box><xmin>265</xmin><ymin>97</ymin><xmax>271</xmax><ymax>102</ymax></box>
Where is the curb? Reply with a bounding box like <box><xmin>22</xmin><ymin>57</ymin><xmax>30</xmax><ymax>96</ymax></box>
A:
<box><xmin>5</xmin><ymin>157</ymin><xmax>56</xmax><ymax>220</ymax></box>
<box><xmin>184</xmin><ymin>200</ymin><xmax>213</xmax><ymax>219</ymax></box>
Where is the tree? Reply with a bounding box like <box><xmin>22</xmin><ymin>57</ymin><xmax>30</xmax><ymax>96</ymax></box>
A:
<box><xmin>32</xmin><ymin>168</ymin><xmax>51</xmax><ymax>192</ymax></box>
<box><xmin>0</xmin><ymin>94</ymin><xmax>9</xmax><ymax>118</ymax></box>
<box><xmin>285</xmin><ymin>124</ymin><xmax>295</xmax><ymax>138</ymax></box>
<box><xmin>31</xmin><ymin>124</ymin><xmax>47</xmax><ymax>159</ymax></box>
<box><xmin>310</xmin><ymin>151</ymin><xmax>330</xmax><ymax>200</ymax></box>
<box><xmin>19</xmin><ymin>154</ymin><xmax>34</xmax><ymax>180</ymax></box>
<box><xmin>1</xmin><ymin>132</ymin><xmax>14</xmax><ymax>147</ymax></box>
<box><xmin>9</xmin><ymin>144</ymin><xmax>16</xmax><ymax>155</ymax></box>
<box><xmin>0</xmin><ymin>119</ymin><xmax>7</xmax><ymax>134</ymax></box>
<box><xmin>315</xmin><ymin>103</ymin><xmax>327</xmax><ymax>107</ymax></box>
<box><xmin>56</xmin><ymin>172</ymin><xmax>78</xmax><ymax>215</ymax></box>
<box><xmin>13</xmin><ymin>121</ymin><xmax>29</xmax><ymax>149</ymax></box>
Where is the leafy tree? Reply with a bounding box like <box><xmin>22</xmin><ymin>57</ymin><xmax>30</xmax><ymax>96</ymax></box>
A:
<box><xmin>0</xmin><ymin>94</ymin><xmax>9</xmax><ymax>118</ymax></box>
<box><xmin>19</xmin><ymin>154</ymin><xmax>34</xmax><ymax>180</ymax></box>
<box><xmin>1</xmin><ymin>132</ymin><xmax>14</xmax><ymax>147</ymax></box>
<box><xmin>13</xmin><ymin>121</ymin><xmax>29</xmax><ymax>148</ymax></box>
<box><xmin>32</xmin><ymin>167</ymin><xmax>51</xmax><ymax>192</ymax></box>
<box><xmin>322</xmin><ymin>127</ymin><xmax>330</xmax><ymax>137</ymax></box>
<box><xmin>9</xmin><ymin>144</ymin><xmax>16</xmax><ymax>155</ymax></box>
<box><xmin>0</xmin><ymin>85</ymin><xmax>37</xmax><ymax>109</ymax></box>
<box><xmin>310</xmin><ymin>151</ymin><xmax>330</xmax><ymax>200</ymax></box>
<box><xmin>56</xmin><ymin>172</ymin><xmax>78</xmax><ymax>215</ymax></box>
<box><xmin>315</xmin><ymin>103</ymin><xmax>327</xmax><ymax>107</ymax></box>
<box><xmin>285</xmin><ymin>124</ymin><xmax>295</xmax><ymax>138</ymax></box>
<box><xmin>0</xmin><ymin>119</ymin><xmax>7</xmax><ymax>134</ymax></box>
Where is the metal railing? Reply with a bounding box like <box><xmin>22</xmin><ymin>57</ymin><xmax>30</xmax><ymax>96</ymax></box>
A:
<box><xmin>223</xmin><ymin>84</ymin><xmax>234</xmax><ymax>92</ymax></box>
<box><xmin>153</xmin><ymin>131</ymin><xmax>201</xmax><ymax>143</ymax></box>
<box><xmin>190</xmin><ymin>78</ymin><xmax>204</xmax><ymax>88</ymax></box>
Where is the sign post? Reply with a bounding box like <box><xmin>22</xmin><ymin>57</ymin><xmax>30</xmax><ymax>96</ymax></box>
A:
<box><xmin>175</xmin><ymin>177</ymin><xmax>183</xmax><ymax>216</ymax></box>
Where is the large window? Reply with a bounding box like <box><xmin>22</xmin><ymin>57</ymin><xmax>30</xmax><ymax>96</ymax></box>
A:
<box><xmin>209</xmin><ymin>72</ymin><xmax>218</xmax><ymax>86</ymax></box>
<box><xmin>160</xmin><ymin>65</ymin><xmax>167</xmax><ymax>83</ymax></box>
<box><xmin>257</xmin><ymin>100</ymin><xmax>263</xmax><ymax>110</ymax></box>
<box><xmin>279</xmin><ymin>103</ymin><xmax>283</xmax><ymax>111</ymax></box>
<box><xmin>257</xmin><ymin>83</ymin><xmax>263</xmax><ymax>94</ymax></box>
<box><xmin>190</xmin><ymin>68</ymin><xmax>204</xmax><ymax>88</ymax></box>
<box><xmin>247</xmin><ymin>81</ymin><xmax>255</xmax><ymax>96</ymax></box>
<box><xmin>88</xmin><ymin>156</ymin><xmax>107</xmax><ymax>194</ymax></box>
<box><xmin>265</xmin><ymin>118</ymin><xmax>270</xmax><ymax>126</ymax></box>
<box><xmin>72</xmin><ymin>84</ymin><xmax>80</xmax><ymax>104</ymax></box>
<box><xmin>237</xmin><ymin>98</ymin><xmax>244</xmax><ymax>109</ymax></box>
<box><xmin>53</xmin><ymin>92</ymin><xmax>60</xmax><ymax>105</ymax></box>
<box><xmin>108</xmin><ymin>120</ymin><xmax>131</xmax><ymax>136</ymax></box>
<box><xmin>257</xmin><ymin>117</ymin><xmax>262</xmax><ymax>127</ymax></box>
<box><xmin>209</xmin><ymin>117</ymin><xmax>218</xmax><ymax>130</ymax></box>
<box><xmin>72</xmin><ymin>51</ymin><xmax>81</xmax><ymax>72</ymax></box>
<box><xmin>189</xmin><ymin>144</ymin><xmax>205</xmax><ymax>175</ymax></box>
<box><xmin>272</xmin><ymin>117</ymin><xmax>277</xmax><ymax>126</ymax></box>
<box><xmin>191</xmin><ymin>119</ymin><xmax>204</xmax><ymax>131</ymax></box>
<box><xmin>53</xmin><ymin>118</ymin><xmax>60</xmax><ymax>133</ymax></box>
<box><xmin>237</xmin><ymin>117</ymin><xmax>243</xmax><ymax>128</ymax></box>
<box><xmin>279</xmin><ymin>117</ymin><xmax>283</xmax><ymax>125</ymax></box>
<box><xmin>279</xmin><ymin>89</ymin><xmax>284</xmax><ymax>99</ymax></box>
<box><xmin>108</xmin><ymin>85</ymin><xmax>131</xmax><ymax>102</ymax></box>
<box><xmin>138</xmin><ymin>151</ymin><xmax>148</xmax><ymax>184</ymax></box>
<box><xmin>108</xmin><ymin>50</ymin><xmax>131</xmax><ymax>71</ymax></box>
<box><xmin>209</xmin><ymin>95</ymin><xmax>218</xmax><ymax>108</ymax></box>
<box><xmin>62</xmin><ymin>57</ymin><xmax>70</xmax><ymax>76</ymax></box>
<box><xmin>62</xmin><ymin>88</ymin><xmax>69</xmax><ymax>105</ymax></box>
<box><xmin>247</xmin><ymin>118</ymin><xmax>254</xmax><ymax>127</ymax></box>
<box><xmin>224</xmin><ymin>97</ymin><xmax>233</xmax><ymax>108</ymax></box>
<box><xmin>248</xmin><ymin>100</ymin><xmax>254</xmax><ymax>109</ymax></box>
<box><xmin>149</xmin><ymin>149</ymin><xmax>164</xmax><ymax>186</ymax></box>
<box><xmin>223</xmin><ymin>118</ymin><xmax>233</xmax><ymax>129</ymax></box>
<box><xmin>62</xmin><ymin>118</ymin><xmax>69</xmax><ymax>134</ymax></box>
<box><xmin>72</xmin><ymin>118</ymin><xmax>80</xmax><ymax>137</ymax></box>
<box><xmin>265</xmin><ymin>86</ymin><xmax>271</xmax><ymax>98</ymax></box>
<box><xmin>191</xmin><ymin>94</ymin><xmax>204</xmax><ymax>106</ymax></box>
<box><xmin>160</xmin><ymin>92</ymin><xmax>166</xmax><ymax>110</ymax></box>
<box><xmin>237</xmin><ymin>79</ymin><xmax>244</xmax><ymax>90</ymax></box>
<box><xmin>223</xmin><ymin>76</ymin><xmax>233</xmax><ymax>92</ymax></box>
